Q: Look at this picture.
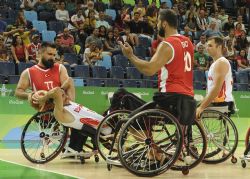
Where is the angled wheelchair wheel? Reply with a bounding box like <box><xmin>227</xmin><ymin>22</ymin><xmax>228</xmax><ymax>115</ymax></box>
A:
<box><xmin>118</xmin><ymin>109</ymin><xmax>183</xmax><ymax>177</ymax></box>
<box><xmin>96</xmin><ymin>110</ymin><xmax>130</xmax><ymax>161</ymax></box>
<box><xmin>201</xmin><ymin>110</ymin><xmax>238</xmax><ymax>164</ymax></box>
<box><xmin>245</xmin><ymin>128</ymin><xmax>250</xmax><ymax>148</ymax></box>
<box><xmin>171</xmin><ymin>120</ymin><xmax>207</xmax><ymax>173</ymax></box>
<box><xmin>21</xmin><ymin>110</ymin><xmax>68</xmax><ymax>164</ymax></box>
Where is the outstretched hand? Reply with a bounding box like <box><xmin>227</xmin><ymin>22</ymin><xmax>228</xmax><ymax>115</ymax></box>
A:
<box><xmin>118</xmin><ymin>41</ymin><xmax>134</xmax><ymax>59</ymax></box>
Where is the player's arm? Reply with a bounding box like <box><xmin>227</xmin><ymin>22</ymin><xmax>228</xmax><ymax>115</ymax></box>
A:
<box><xmin>59</xmin><ymin>64</ymin><xmax>75</xmax><ymax>101</ymax></box>
<box><xmin>15</xmin><ymin>69</ymin><xmax>32</xmax><ymax>102</ymax></box>
<box><xmin>199</xmin><ymin>60</ymin><xmax>229</xmax><ymax>110</ymax></box>
<box><xmin>119</xmin><ymin>42</ymin><xmax>173</xmax><ymax>76</ymax></box>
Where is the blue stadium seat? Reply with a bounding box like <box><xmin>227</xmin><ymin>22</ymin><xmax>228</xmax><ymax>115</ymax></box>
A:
<box><xmin>73</xmin><ymin>78</ymin><xmax>84</xmax><ymax>86</ymax></box>
<box><xmin>64</xmin><ymin>64</ymin><xmax>72</xmax><ymax>76</ymax></box>
<box><xmin>74</xmin><ymin>65</ymin><xmax>90</xmax><ymax>78</ymax></box>
<box><xmin>0</xmin><ymin>62</ymin><xmax>15</xmax><ymax>76</ymax></box>
<box><xmin>113</xmin><ymin>54</ymin><xmax>129</xmax><ymax>70</ymax></box>
<box><xmin>24</xmin><ymin>10</ymin><xmax>38</xmax><ymax>22</ymax></box>
<box><xmin>63</xmin><ymin>53</ymin><xmax>80</xmax><ymax>65</ymax></box>
<box><xmin>126</xmin><ymin>67</ymin><xmax>141</xmax><ymax>79</ymax></box>
<box><xmin>235</xmin><ymin>71</ymin><xmax>249</xmax><ymax>84</ymax></box>
<box><xmin>193</xmin><ymin>81</ymin><xmax>203</xmax><ymax>90</ymax></box>
<box><xmin>141</xmin><ymin>80</ymin><xmax>158</xmax><ymax>88</ymax></box>
<box><xmin>96</xmin><ymin>55</ymin><xmax>112</xmax><ymax>70</ymax></box>
<box><xmin>235</xmin><ymin>83</ymin><xmax>249</xmax><ymax>91</ymax></box>
<box><xmin>39</xmin><ymin>11</ymin><xmax>54</xmax><ymax>22</ymax></box>
<box><xmin>160</xmin><ymin>0</ymin><xmax>173</xmax><ymax>8</ymax></box>
<box><xmin>42</xmin><ymin>30</ymin><xmax>56</xmax><ymax>43</ymax></box>
<box><xmin>86</xmin><ymin>78</ymin><xmax>105</xmax><ymax>87</ymax></box>
<box><xmin>0</xmin><ymin>74</ymin><xmax>5</xmax><ymax>84</ymax></box>
<box><xmin>138</xmin><ymin>36</ymin><xmax>152</xmax><ymax>49</ymax></box>
<box><xmin>7</xmin><ymin>75</ymin><xmax>20</xmax><ymax>84</ymax></box>
<box><xmin>32</xmin><ymin>20</ymin><xmax>47</xmax><ymax>33</ymax></box>
<box><xmin>105</xmin><ymin>9</ymin><xmax>116</xmax><ymax>21</ymax></box>
<box><xmin>2</xmin><ymin>18</ymin><xmax>15</xmax><ymax>25</ymax></box>
<box><xmin>121</xmin><ymin>79</ymin><xmax>139</xmax><ymax>88</ymax></box>
<box><xmin>134</xmin><ymin>46</ymin><xmax>147</xmax><ymax>58</ymax></box>
<box><xmin>17</xmin><ymin>62</ymin><xmax>33</xmax><ymax>75</ymax></box>
<box><xmin>0</xmin><ymin>20</ymin><xmax>7</xmax><ymax>32</ymax></box>
<box><xmin>105</xmin><ymin>79</ymin><xmax>120</xmax><ymax>87</ymax></box>
<box><xmin>110</xmin><ymin>66</ymin><xmax>124</xmax><ymax>79</ymax></box>
<box><xmin>92</xmin><ymin>66</ymin><xmax>107</xmax><ymax>78</ymax></box>
<box><xmin>193</xmin><ymin>70</ymin><xmax>206</xmax><ymax>89</ymax></box>
<box><xmin>48</xmin><ymin>21</ymin><xmax>64</xmax><ymax>34</ymax></box>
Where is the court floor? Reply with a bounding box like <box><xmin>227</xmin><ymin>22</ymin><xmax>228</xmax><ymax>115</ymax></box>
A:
<box><xmin>0</xmin><ymin>146</ymin><xmax>249</xmax><ymax>179</ymax></box>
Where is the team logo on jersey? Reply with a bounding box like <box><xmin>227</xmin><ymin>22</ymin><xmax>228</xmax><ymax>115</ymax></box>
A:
<box><xmin>45</xmin><ymin>74</ymin><xmax>50</xmax><ymax>78</ymax></box>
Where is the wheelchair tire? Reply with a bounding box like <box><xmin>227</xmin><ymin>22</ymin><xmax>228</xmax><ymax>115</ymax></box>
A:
<box><xmin>96</xmin><ymin>110</ymin><xmax>130</xmax><ymax>161</ymax></box>
<box><xmin>171</xmin><ymin>120</ymin><xmax>207</xmax><ymax>172</ymax></box>
<box><xmin>21</xmin><ymin>110</ymin><xmax>68</xmax><ymax>164</ymax></box>
<box><xmin>201</xmin><ymin>110</ymin><xmax>238</xmax><ymax>164</ymax></box>
<box><xmin>245</xmin><ymin>128</ymin><xmax>250</xmax><ymax>148</ymax></box>
<box><xmin>118</xmin><ymin>109</ymin><xmax>183</xmax><ymax>177</ymax></box>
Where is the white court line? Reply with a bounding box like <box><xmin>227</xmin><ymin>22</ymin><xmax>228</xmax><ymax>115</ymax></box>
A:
<box><xmin>0</xmin><ymin>158</ymin><xmax>83</xmax><ymax>179</ymax></box>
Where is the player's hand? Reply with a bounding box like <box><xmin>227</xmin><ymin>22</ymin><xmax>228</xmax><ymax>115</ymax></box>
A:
<box><xmin>118</xmin><ymin>41</ymin><xmax>134</xmax><ymax>59</ymax></box>
<box><xmin>196</xmin><ymin>106</ymin><xmax>204</xmax><ymax>120</ymax></box>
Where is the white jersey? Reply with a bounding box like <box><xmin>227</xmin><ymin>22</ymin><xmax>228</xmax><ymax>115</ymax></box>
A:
<box><xmin>207</xmin><ymin>57</ymin><xmax>233</xmax><ymax>102</ymax></box>
<box><xmin>62</xmin><ymin>101</ymin><xmax>101</xmax><ymax>128</ymax></box>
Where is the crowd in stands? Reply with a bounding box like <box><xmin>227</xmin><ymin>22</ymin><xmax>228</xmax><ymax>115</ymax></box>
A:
<box><xmin>0</xmin><ymin>0</ymin><xmax>249</xmax><ymax>90</ymax></box>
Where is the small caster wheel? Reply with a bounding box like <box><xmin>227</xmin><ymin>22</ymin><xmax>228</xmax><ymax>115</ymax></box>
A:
<box><xmin>241</xmin><ymin>160</ymin><xmax>246</xmax><ymax>168</ymax></box>
<box><xmin>80</xmin><ymin>156</ymin><xmax>85</xmax><ymax>164</ymax></box>
<box><xmin>231</xmin><ymin>156</ymin><xmax>237</xmax><ymax>164</ymax></box>
<box><xmin>107</xmin><ymin>164</ymin><xmax>112</xmax><ymax>171</ymax></box>
<box><xmin>182</xmin><ymin>169</ymin><xmax>189</xmax><ymax>175</ymax></box>
<box><xmin>95</xmin><ymin>155</ymin><xmax>99</xmax><ymax>163</ymax></box>
<box><xmin>40</xmin><ymin>153</ymin><xmax>45</xmax><ymax>159</ymax></box>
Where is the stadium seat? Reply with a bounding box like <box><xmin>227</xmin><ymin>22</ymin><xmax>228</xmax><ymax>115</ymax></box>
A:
<box><xmin>7</xmin><ymin>75</ymin><xmax>20</xmax><ymax>84</ymax></box>
<box><xmin>74</xmin><ymin>65</ymin><xmax>90</xmax><ymax>78</ymax></box>
<box><xmin>0</xmin><ymin>62</ymin><xmax>15</xmax><ymax>76</ymax></box>
<box><xmin>63</xmin><ymin>64</ymin><xmax>72</xmax><ymax>76</ymax></box>
<box><xmin>193</xmin><ymin>69</ymin><xmax>206</xmax><ymax>88</ymax></box>
<box><xmin>235</xmin><ymin>71</ymin><xmax>249</xmax><ymax>84</ymax></box>
<box><xmin>105</xmin><ymin>79</ymin><xmax>120</xmax><ymax>87</ymax></box>
<box><xmin>32</xmin><ymin>20</ymin><xmax>47</xmax><ymax>33</ymax></box>
<box><xmin>63</xmin><ymin>53</ymin><xmax>81</xmax><ymax>65</ymax></box>
<box><xmin>0</xmin><ymin>74</ymin><xmax>5</xmax><ymax>84</ymax></box>
<box><xmin>110</xmin><ymin>66</ymin><xmax>124</xmax><ymax>79</ymax></box>
<box><xmin>39</xmin><ymin>11</ymin><xmax>54</xmax><ymax>22</ymax></box>
<box><xmin>0</xmin><ymin>20</ymin><xmax>7</xmax><ymax>32</ymax></box>
<box><xmin>141</xmin><ymin>80</ymin><xmax>158</xmax><ymax>88</ymax></box>
<box><xmin>96</xmin><ymin>55</ymin><xmax>112</xmax><ymax>70</ymax></box>
<box><xmin>193</xmin><ymin>81</ymin><xmax>203</xmax><ymax>90</ymax></box>
<box><xmin>86</xmin><ymin>78</ymin><xmax>105</xmax><ymax>87</ymax></box>
<box><xmin>126</xmin><ymin>67</ymin><xmax>141</xmax><ymax>79</ymax></box>
<box><xmin>235</xmin><ymin>83</ymin><xmax>249</xmax><ymax>91</ymax></box>
<box><xmin>160</xmin><ymin>0</ymin><xmax>173</xmax><ymax>8</ymax></box>
<box><xmin>2</xmin><ymin>18</ymin><xmax>15</xmax><ymax>25</ymax></box>
<box><xmin>92</xmin><ymin>66</ymin><xmax>107</xmax><ymax>78</ymax></box>
<box><xmin>121</xmin><ymin>79</ymin><xmax>139</xmax><ymax>88</ymax></box>
<box><xmin>24</xmin><ymin>10</ymin><xmax>38</xmax><ymax>22</ymax></box>
<box><xmin>113</xmin><ymin>54</ymin><xmax>129</xmax><ymax>70</ymax></box>
<box><xmin>134</xmin><ymin>46</ymin><xmax>147</xmax><ymax>58</ymax></box>
<box><xmin>73</xmin><ymin>78</ymin><xmax>84</xmax><ymax>86</ymax></box>
<box><xmin>48</xmin><ymin>21</ymin><xmax>64</xmax><ymax>34</ymax></box>
<box><xmin>17</xmin><ymin>62</ymin><xmax>34</xmax><ymax>75</ymax></box>
<box><xmin>138</xmin><ymin>36</ymin><xmax>152</xmax><ymax>49</ymax></box>
<box><xmin>42</xmin><ymin>30</ymin><xmax>56</xmax><ymax>43</ymax></box>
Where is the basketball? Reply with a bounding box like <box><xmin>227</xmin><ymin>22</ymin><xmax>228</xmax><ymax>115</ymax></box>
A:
<box><xmin>30</xmin><ymin>90</ymin><xmax>54</xmax><ymax>112</ymax></box>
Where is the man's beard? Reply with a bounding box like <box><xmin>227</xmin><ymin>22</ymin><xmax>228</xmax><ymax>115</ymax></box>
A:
<box><xmin>42</xmin><ymin>58</ymin><xmax>54</xmax><ymax>69</ymax></box>
<box><xmin>158</xmin><ymin>26</ymin><xmax>165</xmax><ymax>37</ymax></box>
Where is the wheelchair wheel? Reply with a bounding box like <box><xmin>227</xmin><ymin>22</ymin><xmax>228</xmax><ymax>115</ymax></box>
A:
<box><xmin>118</xmin><ymin>109</ymin><xmax>183</xmax><ymax>177</ymax></box>
<box><xmin>21</xmin><ymin>110</ymin><xmax>68</xmax><ymax>164</ymax></box>
<box><xmin>201</xmin><ymin>110</ymin><xmax>238</xmax><ymax>164</ymax></box>
<box><xmin>171</xmin><ymin>120</ymin><xmax>207</xmax><ymax>172</ymax></box>
<box><xmin>96</xmin><ymin>110</ymin><xmax>130</xmax><ymax>161</ymax></box>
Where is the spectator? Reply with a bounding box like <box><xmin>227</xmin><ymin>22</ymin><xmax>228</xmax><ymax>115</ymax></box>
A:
<box><xmin>103</xmin><ymin>30</ymin><xmax>121</xmax><ymax>55</ymax></box>
<box><xmin>68</xmin><ymin>8</ymin><xmax>85</xmax><ymax>31</ymax></box>
<box><xmin>196</xmin><ymin>9</ymin><xmax>208</xmax><ymax>31</ymax></box>
<box><xmin>185</xmin><ymin>12</ymin><xmax>198</xmax><ymax>34</ymax></box>
<box><xmin>218</xmin><ymin>9</ymin><xmax>228</xmax><ymax>27</ymax></box>
<box><xmin>83</xmin><ymin>41</ymin><xmax>102</xmax><ymax>66</ymax></box>
<box><xmin>194</xmin><ymin>44</ymin><xmax>209</xmax><ymax>71</ymax></box>
<box><xmin>83</xmin><ymin>10</ymin><xmax>97</xmax><ymax>35</ymax></box>
<box><xmin>234</xmin><ymin>15</ymin><xmax>246</xmax><ymax>32</ymax></box>
<box><xmin>223</xmin><ymin>16</ymin><xmax>234</xmax><ymax>34</ymax></box>
<box><xmin>96</xmin><ymin>11</ymin><xmax>111</xmax><ymax>29</ymax></box>
<box><xmin>15</xmin><ymin>9</ymin><xmax>28</xmax><ymax>28</ymax></box>
<box><xmin>237</xmin><ymin>49</ymin><xmax>249</xmax><ymax>71</ymax></box>
<box><xmin>224</xmin><ymin>39</ymin><xmax>237</xmax><ymax>71</ymax></box>
<box><xmin>94</xmin><ymin>0</ymin><xmax>107</xmax><ymax>12</ymax></box>
<box><xmin>57</xmin><ymin>28</ymin><xmax>74</xmax><ymax>53</ymax></box>
<box><xmin>133</xmin><ymin>0</ymin><xmax>146</xmax><ymax>18</ymax></box>
<box><xmin>128</xmin><ymin>12</ymin><xmax>144</xmax><ymax>34</ymax></box>
<box><xmin>20</xmin><ymin>0</ymin><xmax>38</xmax><ymax>10</ymax></box>
<box><xmin>85</xmin><ymin>28</ymin><xmax>103</xmax><ymax>50</ymax></box>
<box><xmin>196</xmin><ymin>34</ymin><xmax>208</xmax><ymax>53</ymax></box>
<box><xmin>84</xmin><ymin>1</ymin><xmax>99</xmax><ymax>19</ymax></box>
<box><xmin>202</xmin><ymin>21</ymin><xmax>224</xmax><ymax>38</ymax></box>
<box><xmin>224</xmin><ymin>28</ymin><xmax>237</xmax><ymax>48</ymax></box>
<box><xmin>209</xmin><ymin>11</ymin><xmax>222</xmax><ymax>32</ymax></box>
<box><xmin>235</xmin><ymin>30</ymin><xmax>249</xmax><ymax>51</ymax></box>
<box><xmin>27</xmin><ymin>34</ymin><xmax>41</xmax><ymax>64</ymax></box>
<box><xmin>146</xmin><ymin>4</ymin><xmax>158</xmax><ymax>30</ymax></box>
<box><xmin>55</xmin><ymin>2</ymin><xmax>70</xmax><ymax>28</ymax></box>
<box><xmin>151</xmin><ymin>34</ymin><xmax>163</xmax><ymax>56</ymax></box>
<box><xmin>122</xmin><ymin>25</ymin><xmax>139</xmax><ymax>47</ymax></box>
<box><xmin>234</xmin><ymin>24</ymin><xmax>244</xmax><ymax>38</ymax></box>
<box><xmin>0</xmin><ymin>35</ymin><xmax>10</xmax><ymax>62</ymax></box>
<box><xmin>11</xmin><ymin>35</ymin><xmax>29</xmax><ymax>64</ymax></box>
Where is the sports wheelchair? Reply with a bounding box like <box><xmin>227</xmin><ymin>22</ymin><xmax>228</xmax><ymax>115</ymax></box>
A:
<box><xmin>20</xmin><ymin>109</ymin><xmax>99</xmax><ymax>164</ymax></box>
<box><xmin>240</xmin><ymin>127</ymin><xmax>250</xmax><ymax>168</ymax></box>
<box><xmin>96</xmin><ymin>91</ymin><xmax>207</xmax><ymax>176</ymax></box>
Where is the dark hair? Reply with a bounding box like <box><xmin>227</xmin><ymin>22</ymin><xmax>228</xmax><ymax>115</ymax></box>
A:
<box><xmin>41</xmin><ymin>42</ymin><xmax>57</xmax><ymax>51</ymax></box>
<box><xmin>207</xmin><ymin>36</ymin><xmax>224</xmax><ymax>48</ymax></box>
<box><xmin>12</xmin><ymin>35</ymin><xmax>24</xmax><ymax>46</ymax></box>
<box><xmin>159</xmin><ymin>9</ymin><xmax>178</xmax><ymax>28</ymax></box>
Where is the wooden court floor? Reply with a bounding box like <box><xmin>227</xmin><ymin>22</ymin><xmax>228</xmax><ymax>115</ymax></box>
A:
<box><xmin>0</xmin><ymin>146</ymin><xmax>249</xmax><ymax>179</ymax></box>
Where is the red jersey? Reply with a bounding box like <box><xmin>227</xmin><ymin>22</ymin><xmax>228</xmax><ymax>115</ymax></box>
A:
<box><xmin>28</xmin><ymin>63</ymin><xmax>61</xmax><ymax>91</ymax></box>
<box><xmin>158</xmin><ymin>34</ymin><xmax>194</xmax><ymax>97</ymax></box>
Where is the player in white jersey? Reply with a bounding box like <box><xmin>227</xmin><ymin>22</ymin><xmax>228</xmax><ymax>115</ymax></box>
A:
<box><xmin>196</xmin><ymin>36</ymin><xmax>234</xmax><ymax>118</ymax></box>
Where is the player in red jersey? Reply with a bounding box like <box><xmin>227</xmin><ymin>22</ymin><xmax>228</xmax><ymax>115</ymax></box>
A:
<box><xmin>119</xmin><ymin>9</ymin><xmax>196</xmax><ymax>162</ymax></box>
<box><xmin>15</xmin><ymin>42</ymin><xmax>88</xmax><ymax>159</ymax></box>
